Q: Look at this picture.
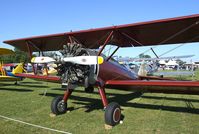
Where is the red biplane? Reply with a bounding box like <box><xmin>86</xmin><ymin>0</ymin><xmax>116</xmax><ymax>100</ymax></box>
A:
<box><xmin>4</xmin><ymin>14</ymin><xmax>199</xmax><ymax>126</ymax></box>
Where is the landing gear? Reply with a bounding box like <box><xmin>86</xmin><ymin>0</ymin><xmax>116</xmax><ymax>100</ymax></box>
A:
<box><xmin>51</xmin><ymin>85</ymin><xmax>122</xmax><ymax>126</ymax></box>
<box><xmin>51</xmin><ymin>96</ymin><xmax>67</xmax><ymax>115</ymax></box>
<box><xmin>85</xmin><ymin>86</ymin><xmax>94</xmax><ymax>93</ymax></box>
<box><xmin>105</xmin><ymin>102</ymin><xmax>121</xmax><ymax>126</ymax></box>
<box><xmin>51</xmin><ymin>89</ymin><xmax>73</xmax><ymax>115</ymax></box>
<box><xmin>98</xmin><ymin>86</ymin><xmax>121</xmax><ymax>126</ymax></box>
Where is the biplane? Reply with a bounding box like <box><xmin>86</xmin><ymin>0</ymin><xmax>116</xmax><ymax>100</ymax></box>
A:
<box><xmin>3</xmin><ymin>14</ymin><xmax>199</xmax><ymax>126</ymax></box>
<box><xmin>0</xmin><ymin>48</ymin><xmax>24</xmax><ymax>83</ymax></box>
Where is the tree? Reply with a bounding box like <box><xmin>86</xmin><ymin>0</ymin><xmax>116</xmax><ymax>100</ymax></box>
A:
<box><xmin>176</xmin><ymin>59</ymin><xmax>185</xmax><ymax>66</ymax></box>
<box><xmin>13</xmin><ymin>48</ymin><xmax>29</xmax><ymax>63</ymax></box>
<box><xmin>139</xmin><ymin>53</ymin><xmax>151</xmax><ymax>58</ymax></box>
<box><xmin>0</xmin><ymin>48</ymin><xmax>29</xmax><ymax>63</ymax></box>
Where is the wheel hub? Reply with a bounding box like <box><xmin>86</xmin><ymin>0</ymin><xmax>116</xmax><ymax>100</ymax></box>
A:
<box><xmin>57</xmin><ymin>100</ymin><xmax>66</xmax><ymax>112</ymax></box>
<box><xmin>113</xmin><ymin>108</ymin><xmax>121</xmax><ymax>123</ymax></box>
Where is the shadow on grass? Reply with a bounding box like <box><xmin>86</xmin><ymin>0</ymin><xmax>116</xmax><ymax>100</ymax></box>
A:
<box><xmin>128</xmin><ymin>103</ymin><xmax>199</xmax><ymax>114</ymax></box>
<box><xmin>40</xmin><ymin>90</ymin><xmax>199</xmax><ymax>114</ymax></box>
<box><xmin>50</xmin><ymin>88</ymin><xmax>65</xmax><ymax>91</ymax></box>
<box><xmin>0</xmin><ymin>83</ymin><xmax>13</xmax><ymax>87</ymax></box>
<box><xmin>0</xmin><ymin>88</ymin><xmax>33</xmax><ymax>92</ymax></box>
<box><xmin>0</xmin><ymin>82</ymin><xmax>49</xmax><ymax>88</ymax></box>
<box><xmin>142</xmin><ymin>95</ymin><xmax>199</xmax><ymax>103</ymax></box>
<box><xmin>20</xmin><ymin>81</ymin><xmax>43</xmax><ymax>84</ymax></box>
<box><xmin>40</xmin><ymin>91</ymin><xmax>143</xmax><ymax>112</ymax></box>
<box><xmin>50</xmin><ymin>87</ymin><xmax>130</xmax><ymax>96</ymax></box>
<box><xmin>16</xmin><ymin>84</ymin><xmax>49</xmax><ymax>88</ymax></box>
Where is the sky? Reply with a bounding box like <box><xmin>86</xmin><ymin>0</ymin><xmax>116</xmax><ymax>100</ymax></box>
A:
<box><xmin>0</xmin><ymin>0</ymin><xmax>199</xmax><ymax>61</ymax></box>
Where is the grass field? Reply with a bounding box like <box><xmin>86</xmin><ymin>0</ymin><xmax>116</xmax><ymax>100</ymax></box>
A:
<box><xmin>1</xmin><ymin>78</ymin><xmax>199</xmax><ymax>134</ymax></box>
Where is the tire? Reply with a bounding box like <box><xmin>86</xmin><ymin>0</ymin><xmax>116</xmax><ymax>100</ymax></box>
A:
<box><xmin>105</xmin><ymin>102</ymin><xmax>121</xmax><ymax>126</ymax></box>
<box><xmin>51</xmin><ymin>96</ymin><xmax>67</xmax><ymax>115</ymax></box>
<box><xmin>85</xmin><ymin>86</ymin><xmax>94</xmax><ymax>93</ymax></box>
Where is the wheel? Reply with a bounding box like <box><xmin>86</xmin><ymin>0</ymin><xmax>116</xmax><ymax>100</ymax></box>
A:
<box><xmin>51</xmin><ymin>96</ymin><xmax>67</xmax><ymax>115</ymax></box>
<box><xmin>85</xmin><ymin>86</ymin><xmax>94</xmax><ymax>93</ymax></box>
<box><xmin>105</xmin><ymin>102</ymin><xmax>121</xmax><ymax>126</ymax></box>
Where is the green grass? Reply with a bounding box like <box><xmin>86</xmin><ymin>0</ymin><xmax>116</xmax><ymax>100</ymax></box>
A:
<box><xmin>156</xmin><ymin>69</ymin><xmax>199</xmax><ymax>80</ymax></box>
<box><xmin>1</xmin><ymin>78</ymin><xmax>199</xmax><ymax>134</ymax></box>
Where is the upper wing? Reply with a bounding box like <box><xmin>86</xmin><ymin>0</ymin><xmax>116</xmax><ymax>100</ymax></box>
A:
<box><xmin>4</xmin><ymin>14</ymin><xmax>199</xmax><ymax>52</ymax></box>
<box><xmin>0</xmin><ymin>48</ymin><xmax>14</xmax><ymax>55</ymax></box>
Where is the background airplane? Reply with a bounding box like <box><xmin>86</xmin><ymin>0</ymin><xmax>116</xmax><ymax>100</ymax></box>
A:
<box><xmin>0</xmin><ymin>48</ymin><xmax>14</xmax><ymax>56</ymax></box>
<box><xmin>0</xmin><ymin>63</ymin><xmax>25</xmax><ymax>83</ymax></box>
<box><xmin>0</xmin><ymin>48</ymin><xmax>25</xmax><ymax>84</ymax></box>
<box><xmin>118</xmin><ymin>54</ymin><xmax>195</xmax><ymax>76</ymax></box>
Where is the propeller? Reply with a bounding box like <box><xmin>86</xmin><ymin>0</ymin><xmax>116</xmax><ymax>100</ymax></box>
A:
<box><xmin>31</xmin><ymin>56</ymin><xmax>104</xmax><ymax>65</ymax></box>
<box><xmin>31</xmin><ymin>57</ymin><xmax>55</xmax><ymax>64</ymax></box>
<box><xmin>31</xmin><ymin>43</ymin><xmax>101</xmax><ymax>86</ymax></box>
<box><xmin>62</xmin><ymin>56</ymin><xmax>104</xmax><ymax>65</ymax></box>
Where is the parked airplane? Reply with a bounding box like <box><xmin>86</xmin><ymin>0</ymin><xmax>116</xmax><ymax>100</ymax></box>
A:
<box><xmin>0</xmin><ymin>63</ymin><xmax>25</xmax><ymax>83</ymax></box>
<box><xmin>118</xmin><ymin>55</ymin><xmax>195</xmax><ymax>75</ymax></box>
<box><xmin>0</xmin><ymin>48</ymin><xmax>25</xmax><ymax>84</ymax></box>
<box><xmin>3</xmin><ymin>14</ymin><xmax>199</xmax><ymax>126</ymax></box>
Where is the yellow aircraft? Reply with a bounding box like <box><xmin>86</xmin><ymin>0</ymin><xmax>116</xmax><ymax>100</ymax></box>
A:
<box><xmin>0</xmin><ymin>48</ymin><xmax>25</xmax><ymax>83</ymax></box>
<box><xmin>0</xmin><ymin>48</ymin><xmax>14</xmax><ymax>55</ymax></box>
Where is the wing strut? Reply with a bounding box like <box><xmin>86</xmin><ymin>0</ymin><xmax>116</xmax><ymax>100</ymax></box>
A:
<box><xmin>27</xmin><ymin>41</ymin><xmax>42</xmax><ymax>52</ymax></box>
<box><xmin>158</xmin><ymin>21</ymin><xmax>199</xmax><ymax>45</ymax></box>
<box><xmin>98</xmin><ymin>31</ymin><xmax>114</xmax><ymax>56</ymax></box>
<box><xmin>150</xmin><ymin>48</ymin><xmax>159</xmax><ymax>58</ymax></box>
<box><xmin>26</xmin><ymin>41</ymin><xmax>36</xmax><ymax>74</ymax></box>
<box><xmin>106</xmin><ymin>46</ymin><xmax>120</xmax><ymax>61</ymax></box>
<box><xmin>121</xmin><ymin>32</ymin><xmax>143</xmax><ymax>46</ymax></box>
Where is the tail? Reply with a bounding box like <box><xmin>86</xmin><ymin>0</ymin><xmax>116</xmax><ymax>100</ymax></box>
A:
<box><xmin>0</xmin><ymin>61</ymin><xmax>6</xmax><ymax>76</ymax></box>
<box><xmin>12</xmin><ymin>63</ymin><xmax>26</xmax><ymax>74</ymax></box>
<box><xmin>138</xmin><ymin>62</ymin><xmax>147</xmax><ymax>76</ymax></box>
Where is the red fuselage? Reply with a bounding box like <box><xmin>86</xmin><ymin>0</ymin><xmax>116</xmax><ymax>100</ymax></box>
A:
<box><xmin>98</xmin><ymin>59</ymin><xmax>138</xmax><ymax>83</ymax></box>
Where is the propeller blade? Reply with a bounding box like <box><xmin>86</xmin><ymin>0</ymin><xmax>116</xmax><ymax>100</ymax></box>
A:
<box><xmin>31</xmin><ymin>57</ymin><xmax>55</xmax><ymax>64</ymax></box>
<box><xmin>62</xmin><ymin>56</ymin><xmax>104</xmax><ymax>65</ymax></box>
<box><xmin>31</xmin><ymin>56</ymin><xmax>104</xmax><ymax>65</ymax></box>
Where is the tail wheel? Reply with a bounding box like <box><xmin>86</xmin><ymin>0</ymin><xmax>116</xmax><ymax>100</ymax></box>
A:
<box><xmin>51</xmin><ymin>96</ymin><xmax>67</xmax><ymax>115</ymax></box>
<box><xmin>105</xmin><ymin>102</ymin><xmax>121</xmax><ymax>126</ymax></box>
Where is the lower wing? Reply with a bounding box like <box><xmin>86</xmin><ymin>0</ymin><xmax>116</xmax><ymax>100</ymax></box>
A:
<box><xmin>106</xmin><ymin>80</ymin><xmax>199</xmax><ymax>94</ymax></box>
<box><xmin>15</xmin><ymin>73</ymin><xmax>60</xmax><ymax>83</ymax></box>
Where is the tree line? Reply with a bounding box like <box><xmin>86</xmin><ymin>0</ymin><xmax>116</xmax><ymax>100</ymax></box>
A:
<box><xmin>0</xmin><ymin>48</ymin><xmax>57</xmax><ymax>63</ymax></box>
<box><xmin>0</xmin><ymin>48</ymin><xmax>29</xmax><ymax>63</ymax></box>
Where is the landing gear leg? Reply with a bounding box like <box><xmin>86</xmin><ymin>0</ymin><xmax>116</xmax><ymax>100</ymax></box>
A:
<box><xmin>98</xmin><ymin>86</ymin><xmax>121</xmax><ymax>126</ymax></box>
<box><xmin>63</xmin><ymin>89</ymin><xmax>73</xmax><ymax>103</ymax></box>
<box><xmin>51</xmin><ymin>89</ymin><xmax>73</xmax><ymax>115</ymax></box>
<box><xmin>98</xmin><ymin>86</ymin><xmax>108</xmax><ymax>108</ymax></box>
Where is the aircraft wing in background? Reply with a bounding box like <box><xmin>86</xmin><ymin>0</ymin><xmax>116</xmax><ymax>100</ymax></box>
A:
<box><xmin>118</xmin><ymin>55</ymin><xmax>195</xmax><ymax>62</ymax></box>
